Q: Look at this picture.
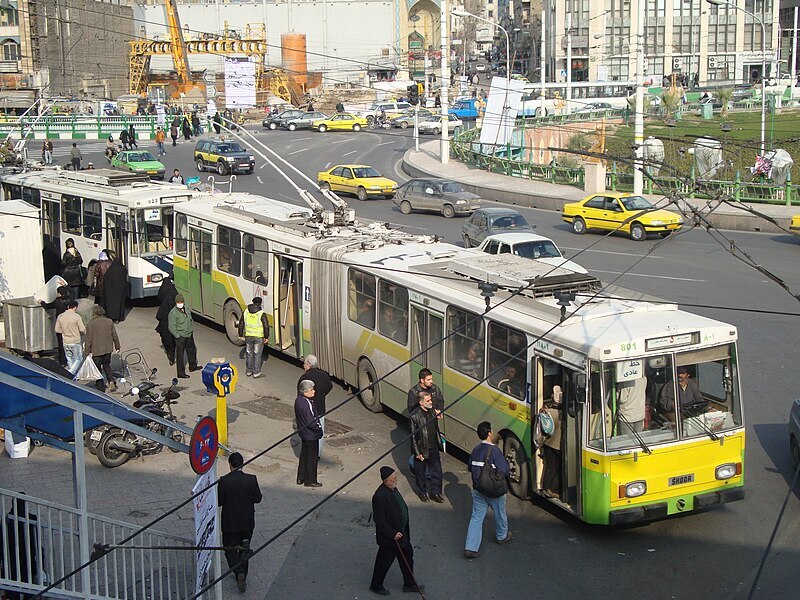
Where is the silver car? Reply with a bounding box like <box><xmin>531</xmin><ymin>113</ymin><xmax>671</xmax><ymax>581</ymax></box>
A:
<box><xmin>282</xmin><ymin>111</ymin><xmax>329</xmax><ymax>131</ymax></box>
<box><xmin>393</xmin><ymin>178</ymin><xmax>481</xmax><ymax>218</ymax></box>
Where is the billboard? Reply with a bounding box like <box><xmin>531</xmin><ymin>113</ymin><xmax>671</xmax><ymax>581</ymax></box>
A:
<box><xmin>224</xmin><ymin>57</ymin><xmax>256</xmax><ymax>108</ymax></box>
<box><xmin>479</xmin><ymin>76</ymin><xmax>527</xmax><ymax>150</ymax></box>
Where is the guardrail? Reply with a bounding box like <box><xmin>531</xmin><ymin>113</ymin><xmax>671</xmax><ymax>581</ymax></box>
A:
<box><xmin>0</xmin><ymin>487</ymin><xmax>205</xmax><ymax>599</ymax></box>
<box><xmin>0</xmin><ymin>116</ymin><xmax>159</xmax><ymax>141</ymax></box>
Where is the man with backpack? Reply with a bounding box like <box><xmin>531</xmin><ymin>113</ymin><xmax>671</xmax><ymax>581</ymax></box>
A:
<box><xmin>463</xmin><ymin>421</ymin><xmax>512</xmax><ymax>558</ymax></box>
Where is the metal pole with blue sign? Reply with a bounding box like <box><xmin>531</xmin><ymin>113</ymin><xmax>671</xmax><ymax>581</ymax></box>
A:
<box><xmin>201</xmin><ymin>359</ymin><xmax>238</xmax><ymax>449</ymax></box>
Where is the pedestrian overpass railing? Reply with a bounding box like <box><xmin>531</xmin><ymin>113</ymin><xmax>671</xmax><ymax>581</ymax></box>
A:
<box><xmin>0</xmin><ymin>116</ymin><xmax>159</xmax><ymax>141</ymax></box>
<box><xmin>0</xmin><ymin>487</ymin><xmax>204</xmax><ymax>599</ymax></box>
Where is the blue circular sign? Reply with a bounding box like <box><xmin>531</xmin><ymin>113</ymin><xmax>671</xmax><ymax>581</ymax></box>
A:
<box><xmin>190</xmin><ymin>417</ymin><xmax>219</xmax><ymax>475</ymax></box>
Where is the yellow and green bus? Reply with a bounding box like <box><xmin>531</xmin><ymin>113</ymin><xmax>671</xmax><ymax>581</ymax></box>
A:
<box><xmin>173</xmin><ymin>192</ymin><xmax>744</xmax><ymax>525</ymax></box>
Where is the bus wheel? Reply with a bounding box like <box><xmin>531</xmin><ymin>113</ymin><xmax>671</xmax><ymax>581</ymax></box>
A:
<box><xmin>223</xmin><ymin>300</ymin><xmax>245</xmax><ymax>346</ymax></box>
<box><xmin>503</xmin><ymin>433</ymin><xmax>530</xmax><ymax>499</ymax></box>
<box><xmin>357</xmin><ymin>359</ymin><xmax>382</xmax><ymax>413</ymax></box>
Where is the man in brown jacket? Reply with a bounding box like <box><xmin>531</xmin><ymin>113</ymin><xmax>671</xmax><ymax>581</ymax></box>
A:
<box><xmin>85</xmin><ymin>305</ymin><xmax>121</xmax><ymax>392</ymax></box>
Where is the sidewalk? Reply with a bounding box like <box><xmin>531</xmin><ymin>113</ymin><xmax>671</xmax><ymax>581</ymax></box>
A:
<box><xmin>403</xmin><ymin>140</ymin><xmax>798</xmax><ymax>234</ymax></box>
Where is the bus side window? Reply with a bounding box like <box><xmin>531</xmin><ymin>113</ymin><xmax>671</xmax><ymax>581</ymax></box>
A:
<box><xmin>446</xmin><ymin>306</ymin><xmax>484</xmax><ymax>380</ymax></box>
<box><xmin>487</xmin><ymin>322</ymin><xmax>526</xmax><ymax>400</ymax></box>
<box><xmin>217</xmin><ymin>225</ymin><xmax>241</xmax><ymax>276</ymax></box>
<box><xmin>348</xmin><ymin>269</ymin><xmax>376</xmax><ymax>329</ymax></box>
<box><xmin>243</xmin><ymin>234</ymin><xmax>269</xmax><ymax>285</ymax></box>
<box><xmin>378</xmin><ymin>280</ymin><xmax>408</xmax><ymax>344</ymax></box>
<box><xmin>175</xmin><ymin>214</ymin><xmax>187</xmax><ymax>256</ymax></box>
<box><xmin>62</xmin><ymin>195</ymin><xmax>81</xmax><ymax>234</ymax></box>
<box><xmin>83</xmin><ymin>198</ymin><xmax>102</xmax><ymax>240</ymax></box>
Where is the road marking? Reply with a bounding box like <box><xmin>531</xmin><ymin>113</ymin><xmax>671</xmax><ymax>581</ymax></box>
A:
<box><xmin>257</xmin><ymin>176</ymin><xmax>263</xmax><ymax>184</ymax></box>
<box><xmin>377</xmin><ymin>140</ymin><xmax>395</xmax><ymax>147</ymax></box>
<box><xmin>324</xmin><ymin>162</ymin><xmax>331</xmax><ymax>169</ymax></box>
<box><xmin>593</xmin><ymin>269</ymin><xmax>707</xmax><ymax>282</ymax></box>
<box><xmin>293</xmin><ymin>137</ymin><xmax>311</xmax><ymax>142</ymax></box>
<box><xmin>342</xmin><ymin>150</ymin><xmax>357</xmax><ymax>156</ymax></box>
<box><xmin>562</xmin><ymin>247</ymin><xmax>651</xmax><ymax>257</ymax></box>
<box><xmin>288</xmin><ymin>148</ymin><xmax>307</xmax><ymax>155</ymax></box>
<box><xmin>330</xmin><ymin>139</ymin><xmax>350</xmax><ymax>145</ymax></box>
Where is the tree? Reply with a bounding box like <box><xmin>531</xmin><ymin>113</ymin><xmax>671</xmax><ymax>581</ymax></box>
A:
<box><xmin>716</xmin><ymin>88</ymin><xmax>734</xmax><ymax>118</ymax></box>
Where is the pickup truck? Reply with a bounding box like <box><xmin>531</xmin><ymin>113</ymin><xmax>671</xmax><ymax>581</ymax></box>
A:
<box><xmin>449</xmin><ymin>99</ymin><xmax>480</xmax><ymax>120</ymax></box>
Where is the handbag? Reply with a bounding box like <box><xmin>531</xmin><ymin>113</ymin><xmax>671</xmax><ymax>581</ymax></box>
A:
<box><xmin>475</xmin><ymin>446</ymin><xmax>508</xmax><ymax>498</ymax></box>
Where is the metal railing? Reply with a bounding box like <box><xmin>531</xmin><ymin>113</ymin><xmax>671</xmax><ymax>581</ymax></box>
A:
<box><xmin>0</xmin><ymin>116</ymin><xmax>159</xmax><ymax>141</ymax></box>
<box><xmin>0</xmin><ymin>487</ymin><xmax>203</xmax><ymax>599</ymax></box>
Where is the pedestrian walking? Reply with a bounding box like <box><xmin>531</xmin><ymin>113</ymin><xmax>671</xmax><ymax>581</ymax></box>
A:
<box><xmin>119</xmin><ymin>128</ymin><xmax>130</xmax><ymax>151</ymax></box>
<box><xmin>212</xmin><ymin>112</ymin><xmax>222</xmax><ymax>134</ymax></box>
<box><xmin>297</xmin><ymin>354</ymin><xmax>332</xmax><ymax>457</ymax></box>
<box><xmin>54</xmin><ymin>300</ymin><xmax>85</xmax><ymax>374</ymax></box>
<box><xmin>191</xmin><ymin>111</ymin><xmax>202</xmax><ymax>136</ymax></box>
<box><xmin>238</xmin><ymin>297</ymin><xmax>269</xmax><ymax>378</ymax></box>
<box><xmin>369</xmin><ymin>466</ymin><xmax>425</xmax><ymax>596</ymax></box>
<box><xmin>91</xmin><ymin>250</ymin><xmax>112</xmax><ymax>306</ymax></box>
<box><xmin>218</xmin><ymin>452</ymin><xmax>262</xmax><ymax>594</ymax></box>
<box><xmin>409</xmin><ymin>390</ymin><xmax>444</xmax><ymax>503</ymax></box>
<box><xmin>69</xmin><ymin>143</ymin><xmax>82</xmax><ymax>171</ymax></box>
<box><xmin>60</xmin><ymin>238</ymin><xmax>84</xmax><ymax>299</ymax></box>
<box><xmin>155</xmin><ymin>127</ymin><xmax>166</xmax><ymax>156</ymax></box>
<box><xmin>155</xmin><ymin>273</ymin><xmax>177</xmax><ymax>365</ymax></box>
<box><xmin>168</xmin><ymin>294</ymin><xmax>201</xmax><ymax>378</ymax></box>
<box><xmin>294</xmin><ymin>380</ymin><xmax>322</xmax><ymax>487</ymax></box>
<box><xmin>170</xmin><ymin>122</ymin><xmax>178</xmax><ymax>147</ymax></box>
<box><xmin>169</xmin><ymin>169</ymin><xmax>184</xmax><ymax>184</ymax></box>
<box><xmin>128</xmin><ymin>124</ymin><xmax>138</xmax><ymax>149</ymax></box>
<box><xmin>463</xmin><ymin>421</ymin><xmax>512</xmax><ymax>558</ymax></box>
<box><xmin>182</xmin><ymin>117</ymin><xmax>192</xmax><ymax>141</ymax></box>
<box><xmin>42</xmin><ymin>139</ymin><xmax>53</xmax><ymax>164</ymax></box>
<box><xmin>84</xmin><ymin>305</ymin><xmax>121</xmax><ymax>392</ymax></box>
<box><xmin>40</xmin><ymin>285</ymin><xmax>72</xmax><ymax>366</ymax></box>
<box><xmin>101</xmin><ymin>254</ymin><xmax>127</xmax><ymax>322</ymax></box>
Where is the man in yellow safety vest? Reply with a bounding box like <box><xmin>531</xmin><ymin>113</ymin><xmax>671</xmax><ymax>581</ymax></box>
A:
<box><xmin>237</xmin><ymin>296</ymin><xmax>270</xmax><ymax>378</ymax></box>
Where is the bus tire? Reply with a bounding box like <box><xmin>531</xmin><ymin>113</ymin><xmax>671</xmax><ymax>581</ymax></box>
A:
<box><xmin>356</xmin><ymin>359</ymin><xmax>382</xmax><ymax>413</ymax></box>
<box><xmin>223</xmin><ymin>300</ymin><xmax>245</xmax><ymax>346</ymax></box>
<box><xmin>503</xmin><ymin>433</ymin><xmax>530</xmax><ymax>499</ymax></box>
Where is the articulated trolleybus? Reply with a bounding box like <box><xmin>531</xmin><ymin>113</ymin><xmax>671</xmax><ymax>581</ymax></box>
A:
<box><xmin>0</xmin><ymin>168</ymin><xmax>195</xmax><ymax>298</ymax></box>
<box><xmin>173</xmin><ymin>192</ymin><xmax>744</xmax><ymax>525</ymax></box>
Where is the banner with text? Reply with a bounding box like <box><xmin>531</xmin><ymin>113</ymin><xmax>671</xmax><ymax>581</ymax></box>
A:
<box><xmin>193</xmin><ymin>470</ymin><xmax>218</xmax><ymax>596</ymax></box>
<box><xmin>224</xmin><ymin>57</ymin><xmax>256</xmax><ymax>108</ymax></box>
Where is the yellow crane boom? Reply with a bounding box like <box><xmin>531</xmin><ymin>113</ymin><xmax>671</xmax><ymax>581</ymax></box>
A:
<box><xmin>164</xmin><ymin>0</ymin><xmax>191</xmax><ymax>86</ymax></box>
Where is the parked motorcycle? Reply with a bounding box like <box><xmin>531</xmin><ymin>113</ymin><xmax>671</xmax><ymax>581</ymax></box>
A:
<box><xmin>369</xmin><ymin>114</ymin><xmax>391</xmax><ymax>130</ymax></box>
<box><xmin>95</xmin><ymin>376</ymin><xmax>184</xmax><ymax>468</ymax></box>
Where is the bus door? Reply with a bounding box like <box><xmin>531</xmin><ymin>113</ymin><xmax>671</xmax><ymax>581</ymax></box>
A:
<box><xmin>409</xmin><ymin>304</ymin><xmax>444</xmax><ymax>427</ymax></box>
<box><xmin>275</xmin><ymin>255</ymin><xmax>303</xmax><ymax>357</ymax></box>
<box><xmin>105</xmin><ymin>212</ymin><xmax>125</xmax><ymax>267</ymax></box>
<box><xmin>41</xmin><ymin>198</ymin><xmax>61</xmax><ymax>280</ymax></box>
<box><xmin>188</xmin><ymin>226</ymin><xmax>213</xmax><ymax>317</ymax></box>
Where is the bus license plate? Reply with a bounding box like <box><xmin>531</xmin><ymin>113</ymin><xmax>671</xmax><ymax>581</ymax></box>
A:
<box><xmin>669</xmin><ymin>473</ymin><xmax>694</xmax><ymax>486</ymax></box>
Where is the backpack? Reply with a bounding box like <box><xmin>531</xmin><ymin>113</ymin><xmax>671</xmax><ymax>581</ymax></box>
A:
<box><xmin>475</xmin><ymin>446</ymin><xmax>508</xmax><ymax>498</ymax></box>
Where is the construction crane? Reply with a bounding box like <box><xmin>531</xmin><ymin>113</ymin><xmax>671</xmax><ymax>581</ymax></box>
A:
<box><xmin>164</xmin><ymin>0</ymin><xmax>196</xmax><ymax>96</ymax></box>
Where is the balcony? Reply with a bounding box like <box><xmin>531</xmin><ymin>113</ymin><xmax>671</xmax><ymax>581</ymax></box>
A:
<box><xmin>0</xmin><ymin>59</ymin><xmax>20</xmax><ymax>73</ymax></box>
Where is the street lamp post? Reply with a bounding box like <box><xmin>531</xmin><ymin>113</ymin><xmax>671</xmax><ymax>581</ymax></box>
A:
<box><xmin>439</xmin><ymin>0</ymin><xmax>450</xmax><ymax>164</ymax></box>
<box><xmin>634</xmin><ymin>2</ymin><xmax>645</xmax><ymax>194</ymax></box>
<box><xmin>706</xmin><ymin>0</ymin><xmax>766</xmax><ymax>155</ymax></box>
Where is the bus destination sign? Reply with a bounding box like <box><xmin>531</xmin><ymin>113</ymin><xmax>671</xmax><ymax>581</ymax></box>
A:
<box><xmin>645</xmin><ymin>331</ymin><xmax>700</xmax><ymax>352</ymax></box>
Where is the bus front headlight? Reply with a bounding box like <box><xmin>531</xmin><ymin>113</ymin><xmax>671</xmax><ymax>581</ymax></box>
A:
<box><xmin>715</xmin><ymin>463</ymin><xmax>740</xmax><ymax>480</ymax></box>
<box><xmin>619</xmin><ymin>481</ymin><xmax>647</xmax><ymax>498</ymax></box>
<box><xmin>148</xmin><ymin>273</ymin><xmax>163</xmax><ymax>283</ymax></box>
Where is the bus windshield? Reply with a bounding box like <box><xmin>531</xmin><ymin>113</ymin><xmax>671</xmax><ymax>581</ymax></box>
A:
<box><xmin>589</xmin><ymin>342</ymin><xmax>742</xmax><ymax>451</ymax></box>
<box><xmin>134</xmin><ymin>206</ymin><xmax>174</xmax><ymax>255</ymax></box>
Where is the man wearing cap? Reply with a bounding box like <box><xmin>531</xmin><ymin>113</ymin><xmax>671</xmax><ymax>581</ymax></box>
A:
<box><xmin>168</xmin><ymin>294</ymin><xmax>201</xmax><ymax>378</ymax></box>
<box><xmin>370</xmin><ymin>466</ymin><xmax>424</xmax><ymax>596</ymax></box>
<box><xmin>218</xmin><ymin>452</ymin><xmax>262</xmax><ymax>594</ymax></box>
<box><xmin>237</xmin><ymin>296</ymin><xmax>270</xmax><ymax>378</ymax></box>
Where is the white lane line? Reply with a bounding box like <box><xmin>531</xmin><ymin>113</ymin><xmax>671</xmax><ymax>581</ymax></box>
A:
<box><xmin>342</xmin><ymin>150</ymin><xmax>357</xmax><ymax>156</ymax></box>
<box><xmin>329</xmin><ymin>139</ymin><xmax>350</xmax><ymax>145</ymax></box>
<box><xmin>377</xmin><ymin>140</ymin><xmax>396</xmax><ymax>147</ymax></box>
<box><xmin>288</xmin><ymin>148</ymin><xmax>308</xmax><ymax>155</ymax></box>
<box><xmin>324</xmin><ymin>162</ymin><xmax>331</xmax><ymax>169</ymax></box>
<box><xmin>294</xmin><ymin>137</ymin><xmax>312</xmax><ymax>142</ymax></box>
<box><xmin>257</xmin><ymin>176</ymin><xmax>263</xmax><ymax>184</ymax></box>
<box><xmin>593</xmin><ymin>269</ymin><xmax>707</xmax><ymax>282</ymax></box>
<box><xmin>562</xmin><ymin>247</ymin><xmax>648</xmax><ymax>257</ymax></box>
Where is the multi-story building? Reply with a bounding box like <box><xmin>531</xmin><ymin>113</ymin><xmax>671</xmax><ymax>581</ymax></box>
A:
<box><xmin>545</xmin><ymin>0</ymin><xmax>780</xmax><ymax>87</ymax></box>
<box><xmin>779</xmin><ymin>0</ymin><xmax>800</xmax><ymax>78</ymax></box>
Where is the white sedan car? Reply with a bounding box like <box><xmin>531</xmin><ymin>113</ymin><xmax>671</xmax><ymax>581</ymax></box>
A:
<box><xmin>417</xmin><ymin>114</ymin><xmax>463</xmax><ymax>135</ymax></box>
<box><xmin>476</xmin><ymin>232</ymin><xmax>588</xmax><ymax>274</ymax></box>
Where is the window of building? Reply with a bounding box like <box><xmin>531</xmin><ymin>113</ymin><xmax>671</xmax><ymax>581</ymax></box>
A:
<box><xmin>0</xmin><ymin>9</ymin><xmax>19</xmax><ymax>27</ymax></box>
<box><xmin>82</xmin><ymin>198</ymin><xmax>101</xmax><ymax>240</ymax></box>
<box><xmin>243</xmin><ymin>234</ymin><xmax>268</xmax><ymax>285</ymax></box>
<box><xmin>175</xmin><ymin>213</ymin><xmax>187</xmax><ymax>256</ymax></box>
<box><xmin>487</xmin><ymin>322</ymin><xmax>527</xmax><ymax>400</ymax></box>
<box><xmin>62</xmin><ymin>195</ymin><xmax>81</xmax><ymax>234</ymax></box>
<box><xmin>446</xmin><ymin>306</ymin><xmax>484</xmax><ymax>380</ymax></box>
<box><xmin>217</xmin><ymin>225</ymin><xmax>241</xmax><ymax>276</ymax></box>
<box><xmin>377</xmin><ymin>281</ymin><xmax>408</xmax><ymax>344</ymax></box>
<box><xmin>348</xmin><ymin>269</ymin><xmax>376</xmax><ymax>329</ymax></box>
<box><xmin>2</xmin><ymin>41</ymin><xmax>19</xmax><ymax>62</ymax></box>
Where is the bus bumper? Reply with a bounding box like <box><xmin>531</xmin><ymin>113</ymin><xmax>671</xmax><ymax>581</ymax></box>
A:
<box><xmin>608</xmin><ymin>488</ymin><xmax>744</xmax><ymax>525</ymax></box>
<box><xmin>130</xmin><ymin>278</ymin><xmax>160</xmax><ymax>299</ymax></box>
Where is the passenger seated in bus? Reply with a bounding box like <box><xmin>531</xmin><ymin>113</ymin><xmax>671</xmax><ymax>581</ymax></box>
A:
<box><xmin>254</xmin><ymin>270</ymin><xmax>267</xmax><ymax>285</ymax></box>
<box><xmin>497</xmin><ymin>364</ymin><xmax>525</xmax><ymax>399</ymax></box>
<box><xmin>379</xmin><ymin>306</ymin><xmax>398</xmax><ymax>338</ymax></box>
<box><xmin>218</xmin><ymin>247</ymin><xmax>233</xmax><ymax>273</ymax></box>
<box><xmin>659</xmin><ymin>366</ymin><xmax>707</xmax><ymax>418</ymax></box>
<box><xmin>616</xmin><ymin>375</ymin><xmax>647</xmax><ymax>434</ymax></box>
<box><xmin>458</xmin><ymin>344</ymin><xmax>483</xmax><ymax>378</ymax></box>
<box><xmin>357</xmin><ymin>298</ymin><xmax>376</xmax><ymax>329</ymax></box>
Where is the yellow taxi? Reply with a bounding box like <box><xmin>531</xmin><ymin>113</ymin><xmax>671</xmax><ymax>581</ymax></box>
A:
<box><xmin>317</xmin><ymin>165</ymin><xmax>397</xmax><ymax>201</ymax></box>
<box><xmin>312</xmin><ymin>112</ymin><xmax>369</xmax><ymax>132</ymax></box>
<box><xmin>790</xmin><ymin>214</ymin><xmax>800</xmax><ymax>232</ymax></box>
<box><xmin>562</xmin><ymin>192</ymin><xmax>683</xmax><ymax>241</ymax></box>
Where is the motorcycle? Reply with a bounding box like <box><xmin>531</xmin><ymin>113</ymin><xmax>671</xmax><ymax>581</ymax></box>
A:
<box><xmin>94</xmin><ymin>376</ymin><xmax>185</xmax><ymax>468</ymax></box>
<box><xmin>369</xmin><ymin>114</ymin><xmax>391</xmax><ymax>130</ymax></box>
<box><xmin>104</xmin><ymin>144</ymin><xmax>120</xmax><ymax>163</ymax></box>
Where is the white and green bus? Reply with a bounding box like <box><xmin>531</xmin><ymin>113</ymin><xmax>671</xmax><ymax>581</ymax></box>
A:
<box><xmin>173</xmin><ymin>192</ymin><xmax>745</xmax><ymax>525</ymax></box>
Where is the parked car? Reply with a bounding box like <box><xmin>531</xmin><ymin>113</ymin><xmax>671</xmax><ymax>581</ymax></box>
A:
<box><xmin>475</xmin><ymin>63</ymin><xmax>487</xmax><ymax>73</ymax></box>
<box><xmin>317</xmin><ymin>164</ymin><xmax>397</xmax><ymax>200</ymax></box>
<box><xmin>194</xmin><ymin>140</ymin><xmax>255</xmax><ymax>175</ymax></box>
<box><xmin>393</xmin><ymin>178</ymin><xmax>481</xmax><ymax>218</ymax></box>
<box><xmin>417</xmin><ymin>114</ymin><xmax>463</xmax><ymax>135</ymax></box>
<box><xmin>476</xmin><ymin>233</ymin><xmax>587</xmax><ymax>274</ymax></box>
<box><xmin>791</xmin><ymin>214</ymin><xmax>800</xmax><ymax>232</ymax></box>
<box><xmin>790</xmin><ymin>399</ymin><xmax>800</xmax><ymax>470</ymax></box>
<box><xmin>562</xmin><ymin>192</ymin><xmax>683</xmax><ymax>241</ymax></box>
<box><xmin>576</xmin><ymin>102</ymin><xmax>615</xmax><ymax>112</ymax></box>
<box><xmin>110</xmin><ymin>150</ymin><xmax>165</xmax><ymax>180</ymax></box>
<box><xmin>390</xmin><ymin>109</ymin><xmax>434</xmax><ymax>129</ymax></box>
<box><xmin>462</xmin><ymin>207</ymin><xmax>534</xmax><ymax>247</ymax></box>
<box><xmin>281</xmin><ymin>111</ymin><xmax>329</xmax><ymax>131</ymax></box>
<box><xmin>262</xmin><ymin>109</ymin><xmax>306</xmax><ymax>130</ymax></box>
<box><xmin>312</xmin><ymin>113</ymin><xmax>369</xmax><ymax>132</ymax></box>
<box><xmin>449</xmin><ymin>99</ymin><xmax>480</xmax><ymax>120</ymax></box>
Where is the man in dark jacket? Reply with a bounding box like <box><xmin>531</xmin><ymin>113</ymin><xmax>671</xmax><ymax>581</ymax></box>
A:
<box><xmin>297</xmin><ymin>354</ymin><xmax>332</xmax><ymax>457</ymax></box>
<box><xmin>237</xmin><ymin>297</ymin><xmax>269</xmax><ymax>378</ymax></box>
<box><xmin>218</xmin><ymin>452</ymin><xmax>262</xmax><ymax>594</ymax></box>
<box><xmin>409</xmin><ymin>390</ymin><xmax>444</xmax><ymax>503</ymax></box>
<box><xmin>294</xmin><ymin>380</ymin><xmax>322</xmax><ymax>487</ymax></box>
<box><xmin>60</xmin><ymin>238</ymin><xmax>84</xmax><ymax>299</ymax></box>
<box><xmin>463</xmin><ymin>421</ymin><xmax>511</xmax><ymax>558</ymax></box>
<box><xmin>370</xmin><ymin>466</ymin><xmax>424</xmax><ymax>596</ymax></box>
<box><xmin>156</xmin><ymin>274</ymin><xmax>177</xmax><ymax>364</ymax></box>
<box><xmin>101</xmin><ymin>256</ymin><xmax>128</xmax><ymax>322</ymax></box>
<box><xmin>406</xmin><ymin>367</ymin><xmax>444</xmax><ymax>415</ymax></box>
<box><xmin>168</xmin><ymin>294</ymin><xmax>201</xmax><ymax>378</ymax></box>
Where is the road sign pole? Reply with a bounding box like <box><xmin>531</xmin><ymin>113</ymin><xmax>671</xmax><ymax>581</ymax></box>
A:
<box><xmin>216</xmin><ymin>395</ymin><xmax>228</xmax><ymax>450</ymax></box>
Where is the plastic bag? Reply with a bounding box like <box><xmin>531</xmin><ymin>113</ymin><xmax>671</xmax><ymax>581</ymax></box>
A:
<box><xmin>74</xmin><ymin>354</ymin><xmax>103</xmax><ymax>381</ymax></box>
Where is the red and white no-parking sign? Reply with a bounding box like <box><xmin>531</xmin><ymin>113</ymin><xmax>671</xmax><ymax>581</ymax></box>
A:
<box><xmin>189</xmin><ymin>416</ymin><xmax>219</xmax><ymax>475</ymax></box>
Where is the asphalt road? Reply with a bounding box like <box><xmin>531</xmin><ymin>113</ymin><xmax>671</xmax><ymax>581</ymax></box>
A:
<box><xmin>45</xmin><ymin>130</ymin><xmax>800</xmax><ymax>598</ymax></box>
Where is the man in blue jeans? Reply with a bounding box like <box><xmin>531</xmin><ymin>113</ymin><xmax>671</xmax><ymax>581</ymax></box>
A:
<box><xmin>464</xmin><ymin>421</ymin><xmax>512</xmax><ymax>558</ymax></box>
<box><xmin>237</xmin><ymin>296</ymin><xmax>269</xmax><ymax>378</ymax></box>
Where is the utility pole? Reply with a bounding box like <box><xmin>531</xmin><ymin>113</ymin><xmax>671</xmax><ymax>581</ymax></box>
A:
<box><xmin>792</xmin><ymin>7</ymin><xmax>798</xmax><ymax>96</ymax></box>
<box><xmin>565</xmin><ymin>13</ymin><xmax>572</xmax><ymax>114</ymax></box>
<box><xmin>633</xmin><ymin>1</ymin><xmax>645</xmax><ymax>194</ymax></box>
<box><xmin>540</xmin><ymin>9</ymin><xmax>546</xmax><ymax>116</ymax></box>
<box><xmin>440</xmin><ymin>0</ymin><xmax>450</xmax><ymax>164</ymax></box>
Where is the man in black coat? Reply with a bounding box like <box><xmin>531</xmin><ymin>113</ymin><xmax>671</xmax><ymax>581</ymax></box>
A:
<box><xmin>217</xmin><ymin>452</ymin><xmax>262</xmax><ymax>594</ymax></box>
<box><xmin>155</xmin><ymin>274</ymin><xmax>177</xmax><ymax>364</ymax></box>
<box><xmin>101</xmin><ymin>256</ymin><xmax>128</xmax><ymax>322</ymax></box>
<box><xmin>370</xmin><ymin>466</ymin><xmax>424</xmax><ymax>596</ymax></box>
<box><xmin>294</xmin><ymin>380</ymin><xmax>323</xmax><ymax>487</ymax></box>
<box><xmin>297</xmin><ymin>354</ymin><xmax>333</xmax><ymax>457</ymax></box>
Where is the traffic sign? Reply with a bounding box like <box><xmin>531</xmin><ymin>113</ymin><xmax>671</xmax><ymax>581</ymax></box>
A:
<box><xmin>189</xmin><ymin>416</ymin><xmax>219</xmax><ymax>475</ymax></box>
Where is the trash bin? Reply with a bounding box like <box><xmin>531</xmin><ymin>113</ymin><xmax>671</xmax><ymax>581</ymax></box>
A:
<box><xmin>700</xmin><ymin>103</ymin><xmax>713</xmax><ymax>120</ymax></box>
<box><xmin>2</xmin><ymin>296</ymin><xmax>56</xmax><ymax>353</ymax></box>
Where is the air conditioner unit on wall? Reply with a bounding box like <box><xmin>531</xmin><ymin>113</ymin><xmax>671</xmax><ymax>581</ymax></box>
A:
<box><xmin>708</xmin><ymin>56</ymin><xmax>717</xmax><ymax>69</ymax></box>
<box><xmin>673</xmin><ymin>57</ymin><xmax>682</xmax><ymax>70</ymax></box>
